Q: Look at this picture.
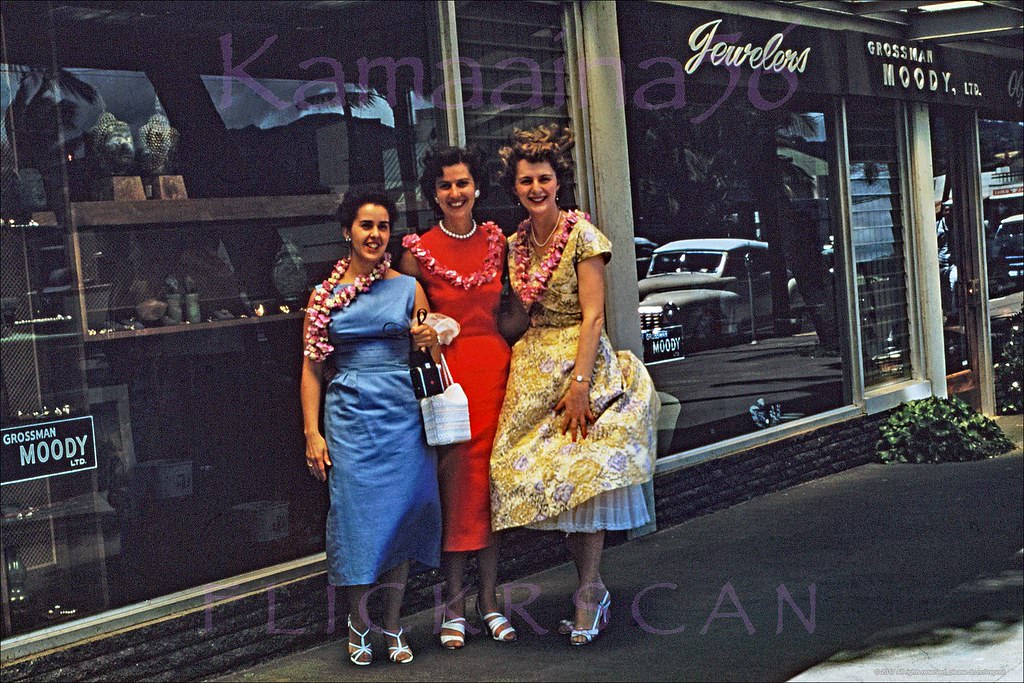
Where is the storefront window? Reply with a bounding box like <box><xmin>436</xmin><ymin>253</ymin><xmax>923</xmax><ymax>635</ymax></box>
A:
<box><xmin>929</xmin><ymin>111</ymin><xmax>970</xmax><ymax>378</ymax></box>
<box><xmin>846</xmin><ymin>98</ymin><xmax>913</xmax><ymax>387</ymax></box>
<box><xmin>1</xmin><ymin>0</ymin><xmax>440</xmax><ymax>638</ymax></box>
<box><xmin>620</xmin><ymin>7</ymin><xmax>849</xmax><ymax>455</ymax></box>
<box><xmin>979</xmin><ymin>118</ymin><xmax>1023</xmax><ymax>416</ymax></box>
<box><xmin>455</xmin><ymin>0</ymin><xmax>572</xmax><ymax>227</ymax></box>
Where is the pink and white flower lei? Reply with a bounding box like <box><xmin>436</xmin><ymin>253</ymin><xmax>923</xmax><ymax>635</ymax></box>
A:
<box><xmin>513</xmin><ymin>210</ymin><xmax>586</xmax><ymax>306</ymax></box>
<box><xmin>303</xmin><ymin>253</ymin><xmax>391</xmax><ymax>362</ymax></box>
<box><xmin>401</xmin><ymin>221</ymin><xmax>503</xmax><ymax>290</ymax></box>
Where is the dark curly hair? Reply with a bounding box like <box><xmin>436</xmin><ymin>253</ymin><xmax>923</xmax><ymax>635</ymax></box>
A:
<box><xmin>419</xmin><ymin>145</ymin><xmax>487</xmax><ymax>216</ymax></box>
<box><xmin>336</xmin><ymin>191</ymin><xmax>396</xmax><ymax>234</ymax></box>
<box><xmin>497</xmin><ymin>123</ymin><xmax>575</xmax><ymax>199</ymax></box>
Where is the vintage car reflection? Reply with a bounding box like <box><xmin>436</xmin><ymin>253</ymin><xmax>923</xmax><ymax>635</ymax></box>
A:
<box><xmin>990</xmin><ymin>213</ymin><xmax>1023</xmax><ymax>295</ymax></box>
<box><xmin>637</xmin><ymin>239</ymin><xmax>800</xmax><ymax>361</ymax></box>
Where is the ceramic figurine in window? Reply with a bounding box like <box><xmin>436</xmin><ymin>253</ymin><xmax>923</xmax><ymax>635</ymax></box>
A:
<box><xmin>272</xmin><ymin>240</ymin><xmax>308</xmax><ymax>303</ymax></box>
<box><xmin>88</xmin><ymin>112</ymin><xmax>136</xmax><ymax>175</ymax></box>
<box><xmin>136</xmin><ymin>112</ymin><xmax>179</xmax><ymax>176</ymax></box>
<box><xmin>164</xmin><ymin>275</ymin><xmax>183</xmax><ymax>324</ymax></box>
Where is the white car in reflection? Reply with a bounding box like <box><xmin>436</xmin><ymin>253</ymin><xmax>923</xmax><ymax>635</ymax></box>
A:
<box><xmin>637</xmin><ymin>239</ymin><xmax>801</xmax><ymax>357</ymax></box>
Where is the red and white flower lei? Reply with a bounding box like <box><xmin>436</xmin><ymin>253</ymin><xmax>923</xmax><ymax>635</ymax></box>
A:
<box><xmin>303</xmin><ymin>253</ymin><xmax>391</xmax><ymax>362</ymax></box>
<box><xmin>513</xmin><ymin>210</ymin><xmax>586</xmax><ymax>306</ymax></box>
<box><xmin>401</xmin><ymin>221</ymin><xmax>504</xmax><ymax>290</ymax></box>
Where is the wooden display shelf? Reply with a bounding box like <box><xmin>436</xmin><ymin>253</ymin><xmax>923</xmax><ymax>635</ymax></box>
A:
<box><xmin>71</xmin><ymin>194</ymin><xmax>341</xmax><ymax>228</ymax></box>
<box><xmin>30</xmin><ymin>194</ymin><xmax>341</xmax><ymax>230</ymax></box>
<box><xmin>82</xmin><ymin>310</ymin><xmax>304</xmax><ymax>342</ymax></box>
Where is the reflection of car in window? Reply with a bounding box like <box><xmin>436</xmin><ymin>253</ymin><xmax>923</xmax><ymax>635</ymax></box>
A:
<box><xmin>637</xmin><ymin>239</ymin><xmax>802</xmax><ymax>357</ymax></box>
<box><xmin>991</xmin><ymin>214</ymin><xmax>1023</xmax><ymax>294</ymax></box>
<box><xmin>634</xmin><ymin>237</ymin><xmax>658</xmax><ymax>281</ymax></box>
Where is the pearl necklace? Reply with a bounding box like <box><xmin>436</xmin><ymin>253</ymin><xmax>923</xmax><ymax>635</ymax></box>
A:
<box><xmin>438</xmin><ymin>219</ymin><xmax>477</xmax><ymax>240</ymax></box>
<box><xmin>530</xmin><ymin>211</ymin><xmax>562</xmax><ymax>248</ymax></box>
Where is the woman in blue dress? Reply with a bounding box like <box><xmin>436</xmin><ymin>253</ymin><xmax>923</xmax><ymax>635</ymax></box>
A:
<box><xmin>300</xmin><ymin>192</ymin><xmax>442</xmax><ymax>666</ymax></box>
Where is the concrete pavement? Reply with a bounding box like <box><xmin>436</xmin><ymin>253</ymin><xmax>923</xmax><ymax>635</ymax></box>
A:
<box><xmin>219</xmin><ymin>415</ymin><xmax>1023</xmax><ymax>682</ymax></box>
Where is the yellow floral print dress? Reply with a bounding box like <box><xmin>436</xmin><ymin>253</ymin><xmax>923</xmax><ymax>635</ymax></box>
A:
<box><xmin>490</xmin><ymin>213</ymin><xmax>659</xmax><ymax>531</ymax></box>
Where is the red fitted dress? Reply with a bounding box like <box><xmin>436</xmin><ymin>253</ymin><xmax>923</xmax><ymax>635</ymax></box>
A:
<box><xmin>402</xmin><ymin>222</ymin><xmax>510</xmax><ymax>552</ymax></box>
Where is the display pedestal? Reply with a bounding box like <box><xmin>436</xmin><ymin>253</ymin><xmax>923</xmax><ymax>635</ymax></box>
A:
<box><xmin>143</xmin><ymin>175</ymin><xmax>187</xmax><ymax>200</ymax></box>
<box><xmin>93</xmin><ymin>176</ymin><xmax>146</xmax><ymax>201</ymax></box>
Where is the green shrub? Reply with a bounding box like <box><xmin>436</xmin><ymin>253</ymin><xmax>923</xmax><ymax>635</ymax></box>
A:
<box><xmin>994</xmin><ymin>306</ymin><xmax>1023</xmax><ymax>415</ymax></box>
<box><xmin>877</xmin><ymin>396</ymin><xmax>1014</xmax><ymax>464</ymax></box>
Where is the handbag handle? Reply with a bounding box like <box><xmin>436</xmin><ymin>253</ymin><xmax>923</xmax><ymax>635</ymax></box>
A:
<box><xmin>437</xmin><ymin>352</ymin><xmax>455</xmax><ymax>387</ymax></box>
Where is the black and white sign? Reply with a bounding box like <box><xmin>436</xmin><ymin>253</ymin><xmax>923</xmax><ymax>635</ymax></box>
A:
<box><xmin>643</xmin><ymin>325</ymin><xmax>685</xmax><ymax>363</ymax></box>
<box><xmin>2</xmin><ymin>416</ymin><xmax>97</xmax><ymax>486</ymax></box>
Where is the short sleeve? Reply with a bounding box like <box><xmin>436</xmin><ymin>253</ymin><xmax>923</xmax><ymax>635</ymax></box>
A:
<box><xmin>574</xmin><ymin>216</ymin><xmax>612</xmax><ymax>264</ymax></box>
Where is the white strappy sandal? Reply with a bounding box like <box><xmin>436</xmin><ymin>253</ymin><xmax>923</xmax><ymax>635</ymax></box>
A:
<box><xmin>476</xmin><ymin>599</ymin><xmax>517</xmax><ymax>642</ymax></box>
<box><xmin>383</xmin><ymin>627</ymin><xmax>414</xmax><ymax>663</ymax></box>
<box><xmin>440</xmin><ymin>611</ymin><xmax>467</xmax><ymax>650</ymax></box>
<box><xmin>347</xmin><ymin>616</ymin><xmax>373</xmax><ymax>666</ymax></box>
<box><xmin>570</xmin><ymin>590</ymin><xmax>611</xmax><ymax>646</ymax></box>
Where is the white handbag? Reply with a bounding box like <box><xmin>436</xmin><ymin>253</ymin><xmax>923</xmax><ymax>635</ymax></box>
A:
<box><xmin>419</xmin><ymin>353</ymin><xmax>471</xmax><ymax>446</ymax></box>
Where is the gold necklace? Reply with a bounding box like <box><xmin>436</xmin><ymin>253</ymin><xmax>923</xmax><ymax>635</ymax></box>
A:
<box><xmin>530</xmin><ymin>211</ymin><xmax>563</xmax><ymax>248</ymax></box>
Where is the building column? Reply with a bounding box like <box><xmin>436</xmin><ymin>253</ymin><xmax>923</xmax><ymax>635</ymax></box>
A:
<box><xmin>907</xmin><ymin>103</ymin><xmax>947</xmax><ymax>396</ymax></box>
<box><xmin>578</xmin><ymin>0</ymin><xmax>641</xmax><ymax>358</ymax></box>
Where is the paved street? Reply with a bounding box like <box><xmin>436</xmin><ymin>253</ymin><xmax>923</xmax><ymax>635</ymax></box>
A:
<box><xmin>220</xmin><ymin>417</ymin><xmax>1023</xmax><ymax>682</ymax></box>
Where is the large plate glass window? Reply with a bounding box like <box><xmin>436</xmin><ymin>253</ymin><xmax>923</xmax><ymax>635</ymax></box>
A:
<box><xmin>979</xmin><ymin>117</ymin><xmax>1023</xmax><ymax>417</ymax></box>
<box><xmin>619</xmin><ymin>6</ymin><xmax>850</xmax><ymax>455</ymax></box>
<box><xmin>455</xmin><ymin>0</ymin><xmax>572</xmax><ymax>228</ymax></box>
<box><xmin>846</xmin><ymin>98</ymin><xmax>913</xmax><ymax>388</ymax></box>
<box><xmin>1</xmin><ymin>0</ymin><xmax>441</xmax><ymax>639</ymax></box>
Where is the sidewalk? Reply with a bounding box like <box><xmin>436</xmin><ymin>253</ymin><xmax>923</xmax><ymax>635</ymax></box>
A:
<box><xmin>221</xmin><ymin>416</ymin><xmax>1023</xmax><ymax>682</ymax></box>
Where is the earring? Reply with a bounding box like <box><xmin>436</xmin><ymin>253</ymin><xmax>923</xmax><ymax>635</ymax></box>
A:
<box><xmin>344</xmin><ymin>236</ymin><xmax>352</xmax><ymax>242</ymax></box>
<box><xmin>474</xmin><ymin>189</ymin><xmax>480</xmax><ymax>198</ymax></box>
<box><xmin>435</xmin><ymin>196</ymin><xmax>441</xmax><ymax>204</ymax></box>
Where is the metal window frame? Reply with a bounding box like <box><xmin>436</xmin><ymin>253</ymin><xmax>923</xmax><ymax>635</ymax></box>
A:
<box><xmin>1</xmin><ymin>554</ymin><xmax>327</xmax><ymax>664</ymax></box>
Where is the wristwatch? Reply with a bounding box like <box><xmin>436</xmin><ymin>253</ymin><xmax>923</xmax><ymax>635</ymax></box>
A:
<box><xmin>574</xmin><ymin>374</ymin><xmax>591</xmax><ymax>384</ymax></box>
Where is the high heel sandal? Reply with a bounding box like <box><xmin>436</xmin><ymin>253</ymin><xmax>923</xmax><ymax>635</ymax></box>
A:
<box><xmin>475</xmin><ymin>598</ymin><xmax>517</xmax><ymax>642</ymax></box>
<box><xmin>570</xmin><ymin>590</ymin><xmax>610</xmax><ymax>646</ymax></box>
<box><xmin>383</xmin><ymin>627</ymin><xmax>414</xmax><ymax>664</ymax></box>
<box><xmin>347</xmin><ymin>616</ymin><xmax>373</xmax><ymax>666</ymax></box>
<box><xmin>440</xmin><ymin>610</ymin><xmax>467</xmax><ymax>650</ymax></box>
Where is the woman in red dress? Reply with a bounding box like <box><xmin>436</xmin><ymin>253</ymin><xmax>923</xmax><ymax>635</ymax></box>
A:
<box><xmin>399</xmin><ymin>146</ymin><xmax>517</xmax><ymax>649</ymax></box>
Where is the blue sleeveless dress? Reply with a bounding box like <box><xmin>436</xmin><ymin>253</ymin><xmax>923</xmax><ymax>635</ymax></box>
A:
<box><xmin>324</xmin><ymin>275</ymin><xmax>441</xmax><ymax>586</ymax></box>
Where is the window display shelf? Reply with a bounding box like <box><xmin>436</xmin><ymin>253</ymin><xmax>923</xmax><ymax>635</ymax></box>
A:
<box><xmin>66</xmin><ymin>194</ymin><xmax>341</xmax><ymax>229</ymax></box>
<box><xmin>81</xmin><ymin>310</ymin><xmax>305</xmax><ymax>342</ymax></box>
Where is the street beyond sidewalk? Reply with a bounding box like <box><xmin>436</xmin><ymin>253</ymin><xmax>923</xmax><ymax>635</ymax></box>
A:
<box><xmin>222</xmin><ymin>417</ymin><xmax>1023</xmax><ymax>682</ymax></box>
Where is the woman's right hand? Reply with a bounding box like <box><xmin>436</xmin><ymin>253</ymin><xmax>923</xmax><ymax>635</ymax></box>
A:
<box><xmin>305</xmin><ymin>432</ymin><xmax>331</xmax><ymax>482</ymax></box>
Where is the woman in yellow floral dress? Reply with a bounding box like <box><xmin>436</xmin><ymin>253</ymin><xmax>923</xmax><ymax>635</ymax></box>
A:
<box><xmin>490</xmin><ymin>124</ymin><xmax>659</xmax><ymax>646</ymax></box>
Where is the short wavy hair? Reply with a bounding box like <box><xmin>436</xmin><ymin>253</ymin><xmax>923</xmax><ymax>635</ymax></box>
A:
<box><xmin>336</xmin><ymin>190</ymin><xmax>396</xmax><ymax>233</ymax></box>
<box><xmin>419</xmin><ymin>145</ymin><xmax>487</xmax><ymax>214</ymax></box>
<box><xmin>497</xmin><ymin>123</ymin><xmax>575</xmax><ymax>199</ymax></box>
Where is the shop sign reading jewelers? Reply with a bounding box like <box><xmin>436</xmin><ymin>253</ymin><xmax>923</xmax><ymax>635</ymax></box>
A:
<box><xmin>2</xmin><ymin>416</ymin><xmax>97</xmax><ymax>486</ymax></box>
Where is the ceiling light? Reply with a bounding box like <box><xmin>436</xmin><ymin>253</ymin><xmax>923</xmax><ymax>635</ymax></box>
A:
<box><xmin>919</xmin><ymin>1</ymin><xmax>984</xmax><ymax>12</ymax></box>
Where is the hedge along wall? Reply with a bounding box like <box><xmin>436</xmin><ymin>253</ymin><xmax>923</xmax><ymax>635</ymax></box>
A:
<box><xmin>0</xmin><ymin>412</ymin><xmax>884</xmax><ymax>682</ymax></box>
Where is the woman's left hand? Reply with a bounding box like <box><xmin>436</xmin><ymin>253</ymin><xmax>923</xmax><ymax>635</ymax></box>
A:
<box><xmin>410</xmin><ymin>322</ymin><xmax>437</xmax><ymax>351</ymax></box>
<box><xmin>555</xmin><ymin>382</ymin><xmax>595</xmax><ymax>442</ymax></box>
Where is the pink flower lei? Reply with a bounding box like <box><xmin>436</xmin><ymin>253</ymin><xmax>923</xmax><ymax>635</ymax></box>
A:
<box><xmin>513</xmin><ymin>210</ymin><xmax>586</xmax><ymax>306</ymax></box>
<box><xmin>401</xmin><ymin>221</ymin><xmax>504</xmax><ymax>290</ymax></box>
<box><xmin>303</xmin><ymin>253</ymin><xmax>391</xmax><ymax>362</ymax></box>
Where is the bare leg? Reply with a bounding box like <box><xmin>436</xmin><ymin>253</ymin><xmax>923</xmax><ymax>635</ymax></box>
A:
<box><xmin>570</xmin><ymin>530</ymin><xmax>607</xmax><ymax>640</ymax></box>
<box><xmin>379</xmin><ymin>561</ymin><xmax>413</xmax><ymax>663</ymax></box>
<box><xmin>443</xmin><ymin>551</ymin><xmax>469</xmax><ymax>617</ymax></box>
<box><xmin>346</xmin><ymin>584</ymin><xmax>373</xmax><ymax>665</ymax></box>
<box><xmin>476</xmin><ymin>539</ymin><xmax>517</xmax><ymax>642</ymax></box>
<box><xmin>379</xmin><ymin>561</ymin><xmax>410</xmax><ymax>633</ymax></box>
<box><xmin>565</xmin><ymin>533</ymin><xmax>584</xmax><ymax>582</ymax></box>
<box><xmin>476</xmin><ymin>543</ymin><xmax>500</xmax><ymax>614</ymax></box>
<box><xmin>440</xmin><ymin>551</ymin><xmax>470</xmax><ymax>649</ymax></box>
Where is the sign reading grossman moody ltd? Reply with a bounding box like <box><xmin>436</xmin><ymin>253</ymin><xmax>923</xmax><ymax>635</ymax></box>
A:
<box><xmin>847</xmin><ymin>32</ymin><xmax>1023</xmax><ymax>121</ymax></box>
<box><xmin>2</xmin><ymin>416</ymin><xmax>97</xmax><ymax>486</ymax></box>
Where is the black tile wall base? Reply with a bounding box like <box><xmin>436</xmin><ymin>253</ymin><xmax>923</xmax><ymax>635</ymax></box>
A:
<box><xmin>0</xmin><ymin>412</ymin><xmax>882</xmax><ymax>682</ymax></box>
